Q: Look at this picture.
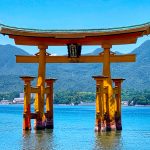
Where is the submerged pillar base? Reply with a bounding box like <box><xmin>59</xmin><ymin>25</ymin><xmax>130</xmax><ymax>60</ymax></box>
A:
<box><xmin>115</xmin><ymin>117</ymin><xmax>122</xmax><ymax>130</ymax></box>
<box><xmin>115</xmin><ymin>112</ymin><xmax>122</xmax><ymax>131</ymax></box>
<box><xmin>110</xmin><ymin>121</ymin><xmax>116</xmax><ymax>131</ymax></box>
<box><xmin>106</xmin><ymin>124</ymin><xmax>111</xmax><ymax>131</ymax></box>
<box><xmin>95</xmin><ymin>120</ymin><xmax>101</xmax><ymax>132</ymax></box>
<box><xmin>23</xmin><ymin>111</ymin><xmax>31</xmax><ymax>130</ymax></box>
<box><xmin>116</xmin><ymin>122</ymin><xmax>122</xmax><ymax>131</ymax></box>
<box><xmin>23</xmin><ymin>120</ymin><xmax>31</xmax><ymax>130</ymax></box>
<box><xmin>95</xmin><ymin>120</ymin><xmax>117</xmax><ymax>132</ymax></box>
<box><xmin>95</xmin><ymin>122</ymin><xmax>107</xmax><ymax>132</ymax></box>
<box><xmin>45</xmin><ymin>118</ymin><xmax>53</xmax><ymax>129</ymax></box>
<box><xmin>34</xmin><ymin>119</ymin><xmax>45</xmax><ymax>130</ymax></box>
<box><xmin>23</xmin><ymin>121</ymin><xmax>31</xmax><ymax>130</ymax></box>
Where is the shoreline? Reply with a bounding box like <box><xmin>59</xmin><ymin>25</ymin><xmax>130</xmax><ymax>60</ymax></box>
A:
<box><xmin>0</xmin><ymin>103</ymin><xmax>150</xmax><ymax>107</ymax></box>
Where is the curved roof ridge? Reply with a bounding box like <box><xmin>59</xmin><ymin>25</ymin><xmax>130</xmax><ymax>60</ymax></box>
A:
<box><xmin>0</xmin><ymin>22</ymin><xmax>150</xmax><ymax>33</ymax></box>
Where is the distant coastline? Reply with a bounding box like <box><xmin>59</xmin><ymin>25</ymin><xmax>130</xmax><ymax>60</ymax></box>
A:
<box><xmin>0</xmin><ymin>102</ymin><xmax>150</xmax><ymax>107</ymax></box>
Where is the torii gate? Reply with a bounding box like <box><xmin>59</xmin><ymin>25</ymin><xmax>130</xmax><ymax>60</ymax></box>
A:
<box><xmin>0</xmin><ymin>22</ymin><xmax>149</xmax><ymax>131</ymax></box>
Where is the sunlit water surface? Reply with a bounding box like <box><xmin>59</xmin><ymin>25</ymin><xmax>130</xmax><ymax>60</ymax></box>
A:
<box><xmin>0</xmin><ymin>105</ymin><xmax>150</xmax><ymax>150</ymax></box>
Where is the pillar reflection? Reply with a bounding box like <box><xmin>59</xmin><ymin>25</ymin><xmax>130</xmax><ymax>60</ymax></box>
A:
<box><xmin>94</xmin><ymin>131</ymin><xmax>122</xmax><ymax>150</ymax></box>
<box><xmin>22</xmin><ymin>130</ymin><xmax>54</xmax><ymax>150</ymax></box>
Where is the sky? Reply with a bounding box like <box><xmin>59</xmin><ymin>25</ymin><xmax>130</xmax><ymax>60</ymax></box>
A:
<box><xmin>0</xmin><ymin>0</ymin><xmax>150</xmax><ymax>55</ymax></box>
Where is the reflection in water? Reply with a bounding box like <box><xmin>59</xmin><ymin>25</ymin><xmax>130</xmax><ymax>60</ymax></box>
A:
<box><xmin>22</xmin><ymin>129</ymin><xmax>54</xmax><ymax>150</ymax></box>
<box><xmin>94</xmin><ymin>131</ymin><xmax>122</xmax><ymax>150</ymax></box>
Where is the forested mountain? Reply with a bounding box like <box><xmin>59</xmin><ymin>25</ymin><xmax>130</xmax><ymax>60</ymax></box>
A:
<box><xmin>0</xmin><ymin>40</ymin><xmax>150</xmax><ymax>94</ymax></box>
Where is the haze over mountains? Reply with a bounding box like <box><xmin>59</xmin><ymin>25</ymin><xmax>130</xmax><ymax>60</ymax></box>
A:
<box><xmin>0</xmin><ymin>40</ymin><xmax>150</xmax><ymax>93</ymax></box>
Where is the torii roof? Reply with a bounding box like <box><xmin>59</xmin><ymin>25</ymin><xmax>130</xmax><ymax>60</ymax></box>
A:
<box><xmin>0</xmin><ymin>22</ymin><xmax>150</xmax><ymax>46</ymax></box>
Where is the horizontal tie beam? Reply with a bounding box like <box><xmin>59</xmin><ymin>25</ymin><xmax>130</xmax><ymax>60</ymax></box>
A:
<box><xmin>31</xmin><ymin>87</ymin><xmax>40</xmax><ymax>93</ymax></box>
<box><xmin>110</xmin><ymin>54</ymin><xmax>136</xmax><ymax>62</ymax></box>
<box><xmin>16</xmin><ymin>54</ymin><xmax>136</xmax><ymax>63</ymax></box>
<box><xmin>16</xmin><ymin>55</ymin><xmax>39</xmax><ymax>63</ymax></box>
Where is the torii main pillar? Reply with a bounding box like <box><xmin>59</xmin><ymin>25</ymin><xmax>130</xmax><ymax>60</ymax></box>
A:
<box><xmin>34</xmin><ymin>45</ymin><xmax>48</xmax><ymax>129</ymax></box>
<box><xmin>102</xmin><ymin>44</ymin><xmax>115</xmax><ymax>131</ymax></box>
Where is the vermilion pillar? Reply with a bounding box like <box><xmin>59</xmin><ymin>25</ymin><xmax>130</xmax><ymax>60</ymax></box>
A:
<box><xmin>34</xmin><ymin>45</ymin><xmax>48</xmax><ymax>130</ymax></box>
<box><xmin>92</xmin><ymin>76</ymin><xmax>108</xmax><ymax>132</ymax></box>
<box><xmin>20</xmin><ymin>76</ymin><xmax>35</xmax><ymax>130</ymax></box>
<box><xmin>101</xmin><ymin>44</ymin><xmax>116</xmax><ymax>131</ymax></box>
<box><xmin>45</xmin><ymin>78</ymin><xmax>56</xmax><ymax>129</ymax></box>
<box><xmin>112</xmin><ymin>78</ymin><xmax>125</xmax><ymax>130</ymax></box>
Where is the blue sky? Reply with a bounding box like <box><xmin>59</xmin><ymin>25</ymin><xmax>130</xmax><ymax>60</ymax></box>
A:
<box><xmin>0</xmin><ymin>0</ymin><xmax>150</xmax><ymax>54</ymax></box>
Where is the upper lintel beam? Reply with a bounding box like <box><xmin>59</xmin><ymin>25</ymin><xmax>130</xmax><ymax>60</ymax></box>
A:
<box><xmin>9</xmin><ymin>32</ymin><xmax>142</xmax><ymax>46</ymax></box>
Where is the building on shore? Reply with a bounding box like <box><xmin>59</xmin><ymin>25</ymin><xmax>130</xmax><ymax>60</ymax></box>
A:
<box><xmin>121</xmin><ymin>101</ymin><xmax>128</xmax><ymax>106</ymax></box>
<box><xmin>0</xmin><ymin>100</ymin><xmax>12</xmax><ymax>104</ymax></box>
<box><xmin>13</xmin><ymin>93</ymin><xmax>24</xmax><ymax>104</ymax></box>
<box><xmin>13</xmin><ymin>98</ymin><xmax>24</xmax><ymax>104</ymax></box>
<box><xmin>13</xmin><ymin>93</ymin><xmax>34</xmax><ymax>104</ymax></box>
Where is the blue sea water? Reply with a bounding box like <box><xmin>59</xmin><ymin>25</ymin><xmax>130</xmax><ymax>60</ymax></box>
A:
<box><xmin>0</xmin><ymin>105</ymin><xmax>150</xmax><ymax>150</ymax></box>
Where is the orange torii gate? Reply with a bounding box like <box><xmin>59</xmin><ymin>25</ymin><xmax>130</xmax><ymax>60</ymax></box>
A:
<box><xmin>0</xmin><ymin>22</ymin><xmax>149</xmax><ymax>131</ymax></box>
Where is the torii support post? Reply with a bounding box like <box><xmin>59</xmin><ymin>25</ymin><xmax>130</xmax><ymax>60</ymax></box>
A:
<box><xmin>20</xmin><ymin>76</ymin><xmax>35</xmax><ymax>130</ymax></box>
<box><xmin>112</xmin><ymin>78</ymin><xmax>125</xmax><ymax>130</ymax></box>
<box><xmin>45</xmin><ymin>78</ymin><xmax>57</xmax><ymax>129</ymax></box>
<box><xmin>34</xmin><ymin>45</ymin><xmax>48</xmax><ymax>130</ymax></box>
<box><xmin>92</xmin><ymin>76</ymin><xmax>109</xmax><ymax>132</ymax></box>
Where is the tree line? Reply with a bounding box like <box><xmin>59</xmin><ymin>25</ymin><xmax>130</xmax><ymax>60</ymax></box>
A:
<box><xmin>0</xmin><ymin>90</ymin><xmax>150</xmax><ymax>105</ymax></box>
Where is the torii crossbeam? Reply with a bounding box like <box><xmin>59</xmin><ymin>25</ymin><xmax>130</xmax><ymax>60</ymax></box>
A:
<box><xmin>16</xmin><ymin>54</ymin><xmax>135</xmax><ymax>63</ymax></box>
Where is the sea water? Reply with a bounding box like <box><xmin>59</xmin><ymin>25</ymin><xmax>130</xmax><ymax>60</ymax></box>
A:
<box><xmin>0</xmin><ymin>105</ymin><xmax>150</xmax><ymax>150</ymax></box>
